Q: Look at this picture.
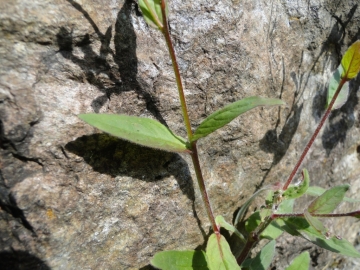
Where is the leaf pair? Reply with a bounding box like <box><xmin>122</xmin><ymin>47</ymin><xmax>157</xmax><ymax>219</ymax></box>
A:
<box><xmin>151</xmin><ymin>233</ymin><xmax>240</xmax><ymax>270</ymax></box>
<box><xmin>79</xmin><ymin>96</ymin><xmax>284</xmax><ymax>154</ymax></box>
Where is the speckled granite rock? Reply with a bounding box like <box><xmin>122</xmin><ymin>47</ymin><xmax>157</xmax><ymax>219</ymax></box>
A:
<box><xmin>1</xmin><ymin>0</ymin><xmax>360</xmax><ymax>269</ymax></box>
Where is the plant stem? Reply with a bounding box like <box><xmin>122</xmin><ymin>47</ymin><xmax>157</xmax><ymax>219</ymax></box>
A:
<box><xmin>160</xmin><ymin>1</ymin><xmax>218</xmax><ymax>233</ymax></box>
<box><xmin>160</xmin><ymin>0</ymin><xmax>192</xmax><ymax>139</ymax></box>
<box><xmin>282</xmin><ymin>78</ymin><xmax>347</xmax><ymax>190</ymax></box>
<box><xmin>237</xmin><ymin>216</ymin><xmax>272</xmax><ymax>265</ymax></box>
<box><xmin>190</xmin><ymin>141</ymin><xmax>219</xmax><ymax>233</ymax></box>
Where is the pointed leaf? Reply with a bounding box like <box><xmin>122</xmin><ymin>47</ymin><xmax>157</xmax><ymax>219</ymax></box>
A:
<box><xmin>283</xmin><ymin>169</ymin><xmax>310</xmax><ymax>200</ymax></box>
<box><xmin>241</xmin><ymin>240</ymin><xmax>276</xmax><ymax>270</ymax></box>
<box><xmin>285</xmin><ymin>251</ymin><xmax>310</xmax><ymax>270</ymax></box>
<box><xmin>308</xmin><ymin>184</ymin><xmax>349</xmax><ymax>214</ymax></box>
<box><xmin>191</xmin><ymin>97</ymin><xmax>285</xmax><ymax>142</ymax></box>
<box><xmin>151</xmin><ymin>250</ymin><xmax>209</xmax><ymax>270</ymax></box>
<box><xmin>281</xmin><ymin>217</ymin><xmax>360</xmax><ymax>258</ymax></box>
<box><xmin>215</xmin><ymin>215</ymin><xmax>245</xmax><ymax>243</ymax></box>
<box><xmin>327</xmin><ymin>65</ymin><xmax>350</xmax><ymax>110</ymax></box>
<box><xmin>139</xmin><ymin>0</ymin><xmax>168</xmax><ymax>29</ymax></box>
<box><xmin>341</xmin><ymin>40</ymin><xmax>360</xmax><ymax>80</ymax></box>
<box><xmin>78</xmin><ymin>114</ymin><xmax>189</xmax><ymax>153</ymax></box>
<box><xmin>303</xmin><ymin>210</ymin><xmax>328</xmax><ymax>236</ymax></box>
<box><xmin>206</xmin><ymin>233</ymin><xmax>240</xmax><ymax>270</ymax></box>
<box><xmin>234</xmin><ymin>186</ymin><xmax>270</xmax><ymax>225</ymax></box>
<box><xmin>306</xmin><ymin>186</ymin><xmax>360</xmax><ymax>203</ymax></box>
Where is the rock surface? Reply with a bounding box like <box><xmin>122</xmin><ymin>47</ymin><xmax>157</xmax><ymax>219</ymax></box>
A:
<box><xmin>1</xmin><ymin>0</ymin><xmax>360</xmax><ymax>269</ymax></box>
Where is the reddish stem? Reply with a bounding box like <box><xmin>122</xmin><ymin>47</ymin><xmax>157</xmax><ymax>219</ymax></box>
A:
<box><xmin>282</xmin><ymin>78</ymin><xmax>347</xmax><ymax>190</ymax></box>
<box><xmin>160</xmin><ymin>1</ymin><xmax>218</xmax><ymax>233</ymax></box>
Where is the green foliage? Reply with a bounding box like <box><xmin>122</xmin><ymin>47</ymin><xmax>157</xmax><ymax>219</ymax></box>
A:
<box><xmin>216</xmin><ymin>215</ymin><xmax>246</xmax><ymax>243</ymax></box>
<box><xmin>285</xmin><ymin>252</ymin><xmax>310</xmax><ymax>270</ymax></box>
<box><xmin>303</xmin><ymin>210</ymin><xmax>328</xmax><ymax>236</ymax></box>
<box><xmin>241</xmin><ymin>240</ymin><xmax>276</xmax><ymax>270</ymax></box>
<box><xmin>138</xmin><ymin>0</ymin><xmax>168</xmax><ymax>30</ymax></box>
<box><xmin>79</xmin><ymin>1</ymin><xmax>360</xmax><ymax>267</ymax></box>
<box><xmin>191</xmin><ymin>97</ymin><xmax>285</xmax><ymax>142</ymax></box>
<box><xmin>307</xmin><ymin>184</ymin><xmax>349</xmax><ymax>214</ymax></box>
<box><xmin>151</xmin><ymin>250</ymin><xmax>209</xmax><ymax>270</ymax></box>
<box><xmin>306</xmin><ymin>186</ymin><xmax>360</xmax><ymax>203</ymax></box>
<box><xmin>78</xmin><ymin>114</ymin><xmax>189</xmax><ymax>153</ymax></box>
<box><xmin>206</xmin><ymin>234</ymin><xmax>241</xmax><ymax>270</ymax></box>
<box><xmin>281</xmin><ymin>217</ymin><xmax>360</xmax><ymax>258</ymax></box>
<box><xmin>245</xmin><ymin>200</ymin><xmax>294</xmax><ymax>240</ymax></box>
<box><xmin>341</xmin><ymin>40</ymin><xmax>360</xmax><ymax>80</ymax></box>
<box><xmin>234</xmin><ymin>186</ymin><xmax>270</xmax><ymax>225</ymax></box>
<box><xmin>282</xmin><ymin>169</ymin><xmax>310</xmax><ymax>200</ymax></box>
<box><xmin>327</xmin><ymin>65</ymin><xmax>349</xmax><ymax>109</ymax></box>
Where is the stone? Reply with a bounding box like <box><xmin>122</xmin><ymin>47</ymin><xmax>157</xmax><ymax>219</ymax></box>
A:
<box><xmin>1</xmin><ymin>0</ymin><xmax>360</xmax><ymax>268</ymax></box>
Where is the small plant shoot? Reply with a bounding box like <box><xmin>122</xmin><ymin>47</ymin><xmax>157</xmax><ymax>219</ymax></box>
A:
<box><xmin>76</xmin><ymin>0</ymin><xmax>360</xmax><ymax>268</ymax></box>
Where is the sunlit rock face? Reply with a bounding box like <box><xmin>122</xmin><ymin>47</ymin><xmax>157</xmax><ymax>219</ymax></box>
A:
<box><xmin>1</xmin><ymin>0</ymin><xmax>360</xmax><ymax>268</ymax></box>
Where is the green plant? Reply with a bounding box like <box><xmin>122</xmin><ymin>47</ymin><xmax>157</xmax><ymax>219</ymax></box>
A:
<box><xmin>78</xmin><ymin>1</ymin><xmax>360</xmax><ymax>269</ymax></box>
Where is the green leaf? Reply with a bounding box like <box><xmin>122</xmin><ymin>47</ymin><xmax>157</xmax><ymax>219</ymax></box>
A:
<box><xmin>151</xmin><ymin>250</ymin><xmax>209</xmax><ymax>270</ymax></box>
<box><xmin>285</xmin><ymin>251</ymin><xmax>310</xmax><ymax>270</ymax></box>
<box><xmin>206</xmin><ymin>233</ymin><xmax>240</xmax><ymax>270</ymax></box>
<box><xmin>281</xmin><ymin>217</ymin><xmax>360</xmax><ymax>258</ymax></box>
<box><xmin>284</xmin><ymin>218</ymin><xmax>357</xmax><ymax>255</ymax></box>
<box><xmin>303</xmin><ymin>210</ymin><xmax>328</xmax><ymax>236</ymax></box>
<box><xmin>191</xmin><ymin>97</ymin><xmax>285</xmax><ymax>142</ymax></box>
<box><xmin>283</xmin><ymin>169</ymin><xmax>310</xmax><ymax>200</ymax></box>
<box><xmin>341</xmin><ymin>40</ymin><xmax>360</xmax><ymax>80</ymax></box>
<box><xmin>138</xmin><ymin>0</ymin><xmax>168</xmax><ymax>29</ymax></box>
<box><xmin>78</xmin><ymin>114</ymin><xmax>189</xmax><ymax>153</ymax></box>
<box><xmin>306</xmin><ymin>186</ymin><xmax>360</xmax><ymax>203</ymax></box>
<box><xmin>234</xmin><ymin>186</ymin><xmax>270</xmax><ymax>225</ymax></box>
<box><xmin>245</xmin><ymin>210</ymin><xmax>283</xmax><ymax>240</ymax></box>
<box><xmin>327</xmin><ymin>65</ymin><xmax>350</xmax><ymax>110</ymax></box>
<box><xmin>241</xmin><ymin>240</ymin><xmax>276</xmax><ymax>270</ymax></box>
<box><xmin>215</xmin><ymin>215</ymin><xmax>246</xmax><ymax>243</ymax></box>
<box><xmin>307</xmin><ymin>184</ymin><xmax>350</xmax><ymax>214</ymax></box>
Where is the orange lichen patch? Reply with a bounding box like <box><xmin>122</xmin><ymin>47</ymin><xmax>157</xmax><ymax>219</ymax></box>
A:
<box><xmin>46</xmin><ymin>209</ymin><xmax>56</xmax><ymax>220</ymax></box>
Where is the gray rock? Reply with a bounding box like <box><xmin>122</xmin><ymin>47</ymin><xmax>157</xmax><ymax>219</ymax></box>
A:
<box><xmin>1</xmin><ymin>0</ymin><xmax>360</xmax><ymax>269</ymax></box>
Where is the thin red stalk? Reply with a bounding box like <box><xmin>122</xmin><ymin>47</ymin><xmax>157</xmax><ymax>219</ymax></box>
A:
<box><xmin>237</xmin><ymin>216</ymin><xmax>272</xmax><ymax>265</ymax></box>
<box><xmin>160</xmin><ymin>1</ymin><xmax>218</xmax><ymax>233</ymax></box>
<box><xmin>160</xmin><ymin>1</ymin><xmax>192</xmax><ymax>139</ymax></box>
<box><xmin>237</xmin><ymin>234</ymin><xmax>257</xmax><ymax>265</ymax></box>
<box><xmin>190</xmin><ymin>141</ymin><xmax>219</xmax><ymax>233</ymax></box>
<box><xmin>282</xmin><ymin>78</ymin><xmax>347</xmax><ymax>190</ymax></box>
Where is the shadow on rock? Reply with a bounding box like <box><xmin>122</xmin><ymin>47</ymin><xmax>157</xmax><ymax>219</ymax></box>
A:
<box><xmin>0</xmin><ymin>251</ymin><xmax>50</xmax><ymax>270</ymax></box>
<box><xmin>60</xmin><ymin>0</ymin><xmax>165</xmax><ymax>124</ymax></box>
<box><xmin>65</xmin><ymin>134</ymin><xmax>208</xmax><ymax>239</ymax></box>
<box><xmin>65</xmin><ymin>133</ymin><xmax>195</xmax><ymax>201</ymax></box>
<box><xmin>321</xmin><ymin>76</ymin><xmax>360</xmax><ymax>155</ymax></box>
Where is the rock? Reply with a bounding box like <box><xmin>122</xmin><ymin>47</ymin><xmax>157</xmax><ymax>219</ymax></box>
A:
<box><xmin>1</xmin><ymin>0</ymin><xmax>360</xmax><ymax>268</ymax></box>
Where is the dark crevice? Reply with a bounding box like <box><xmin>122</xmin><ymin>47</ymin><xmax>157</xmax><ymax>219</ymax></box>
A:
<box><xmin>0</xmin><ymin>194</ymin><xmax>36</xmax><ymax>235</ymax></box>
<box><xmin>12</xmin><ymin>153</ymin><xmax>43</xmax><ymax>167</ymax></box>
